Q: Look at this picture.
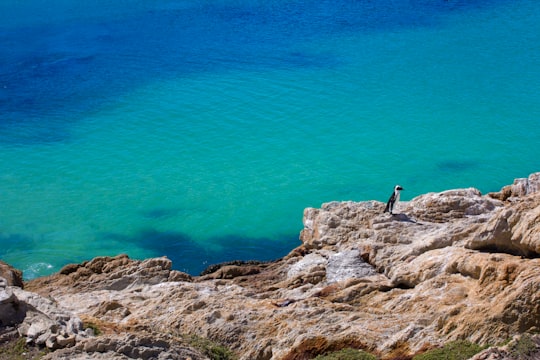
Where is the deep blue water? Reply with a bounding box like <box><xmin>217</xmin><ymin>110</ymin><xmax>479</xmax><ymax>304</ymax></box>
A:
<box><xmin>1</xmin><ymin>0</ymin><xmax>539</xmax><ymax>278</ymax></box>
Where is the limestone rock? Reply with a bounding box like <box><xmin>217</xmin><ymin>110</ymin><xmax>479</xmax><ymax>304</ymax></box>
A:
<box><xmin>467</xmin><ymin>192</ymin><xmax>540</xmax><ymax>256</ymax></box>
<box><xmin>489</xmin><ymin>172</ymin><xmax>540</xmax><ymax>200</ymax></box>
<box><xmin>326</xmin><ymin>250</ymin><xmax>378</xmax><ymax>283</ymax></box>
<box><xmin>0</xmin><ymin>274</ymin><xmax>86</xmax><ymax>351</ymax></box>
<box><xmin>406</xmin><ymin>187</ymin><xmax>502</xmax><ymax>222</ymax></box>
<box><xmin>13</xmin><ymin>287</ymin><xmax>86</xmax><ymax>349</ymax></box>
<box><xmin>0</xmin><ymin>261</ymin><xmax>24</xmax><ymax>287</ymax></box>
<box><xmin>26</xmin><ymin>254</ymin><xmax>192</xmax><ymax>295</ymax></box>
<box><xmin>42</xmin><ymin>333</ymin><xmax>209</xmax><ymax>360</ymax></box>
<box><xmin>0</xmin><ymin>277</ymin><xmax>26</xmax><ymax>326</ymax></box>
<box><xmin>16</xmin><ymin>172</ymin><xmax>540</xmax><ymax>359</ymax></box>
<box><xmin>471</xmin><ymin>333</ymin><xmax>540</xmax><ymax>360</ymax></box>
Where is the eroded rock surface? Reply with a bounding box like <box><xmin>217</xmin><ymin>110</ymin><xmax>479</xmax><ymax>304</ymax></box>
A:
<box><xmin>42</xmin><ymin>333</ymin><xmax>209</xmax><ymax>360</ymax></box>
<box><xmin>0</xmin><ymin>261</ymin><xmax>24</xmax><ymax>288</ymax></box>
<box><xmin>0</xmin><ymin>275</ymin><xmax>88</xmax><ymax>352</ymax></box>
<box><xmin>6</xmin><ymin>172</ymin><xmax>540</xmax><ymax>359</ymax></box>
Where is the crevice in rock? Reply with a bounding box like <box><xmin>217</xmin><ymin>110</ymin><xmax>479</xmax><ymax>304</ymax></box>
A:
<box><xmin>393</xmin><ymin>282</ymin><xmax>416</xmax><ymax>290</ymax></box>
<box><xmin>379</xmin><ymin>281</ymin><xmax>416</xmax><ymax>292</ymax></box>
<box><xmin>475</xmin><ymin>245</ymin><xmax>540</xmax><ymax>259</ymax></box>
<box><xmin>199</xmin><ymin>259</ymin><xmax>270</xmax><ymax>276</ymax></box>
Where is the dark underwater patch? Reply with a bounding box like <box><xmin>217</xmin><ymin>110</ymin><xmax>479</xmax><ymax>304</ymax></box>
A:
<box><xmin>100</xmin><ymin>229</ymin><xmax>297</xmax><ymax>276</ymax></box>
<box><xmin>140</xmin><ymin>208</ymin><xmax>183</xmax><ymax>220</ymax></box>
<box><xmin>437</xmin><ymin>160</ymin><xmax>479</xmax><ymax>173</ymax></box>
<box><xmin>0</xmin><ymin>233</ymin><xmax>36</xmax><ymax>257</ymax></box>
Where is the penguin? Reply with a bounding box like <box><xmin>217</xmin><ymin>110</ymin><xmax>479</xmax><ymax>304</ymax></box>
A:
<box><xmin>384</xmin><ymin>185</ymin><xmax>403</xmax><ymax>215</ymax></box>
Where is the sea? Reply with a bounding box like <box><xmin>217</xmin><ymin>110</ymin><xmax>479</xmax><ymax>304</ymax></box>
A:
<box><xmin>1</xmin><ymin>0</ymin><xmax>539</xmax><ymax>279</ymax></box>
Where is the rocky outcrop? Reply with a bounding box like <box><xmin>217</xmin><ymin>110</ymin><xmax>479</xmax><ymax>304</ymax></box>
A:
<box><xmin>0</xmin><ymin>277</ymin><xmax>26</xmax><ymax>327</ymax></box>
<box><xmin>41</xmin><ymin>333</ymin><xmax>209</xmax><ymax>360</ymax></box>
<box><xmin>0</xmin><ymin>275</ymin><xmax>88</xmax><ymax>352</ymax></box>
<box><xmin>13</xmin><ymin>286</ymin><xmax>88</xmax><ymax>350</ymax></box>
<box><xmin>0</xmin><ymin>261</ymin><xmax>24</xmax><ymax>288</ymax></box>
<box><xmin>471</xmin><ymin>333</ymin><xmax>540</xmax><ymax>360</ymax></box>
<box><xmin>26</xmin><ymin>254</ymin><xmax>192</xmax><ymax>295</ymax></box>
<box><xmin>489</xmin><ymin>172</ymin><xmax>540</xmax><ymax>200</ymax></box>
<box><xmin>6</xmin><ymin>172</ymin><xmax>540</xmax><ymax>359</ymax></box>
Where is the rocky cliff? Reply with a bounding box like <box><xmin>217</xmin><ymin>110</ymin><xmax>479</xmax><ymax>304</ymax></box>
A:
<box><xmin>2</xmin><ymin>173</ymin><xmax>540</xmax><ymax>360</ymax></box>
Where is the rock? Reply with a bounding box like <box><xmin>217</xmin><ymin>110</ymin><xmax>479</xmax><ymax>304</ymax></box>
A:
<box><xmin>0</xmin><ymin>274</ymin><xmax>85</xmax><ymax>350</ymax></box>
<box><xmin>0</xmin><ymin>328</ymin><xmax>19</xmax><ymax>345</ymax></box>
<box><xmin>57</xmin><ymin>334</ymin><xmax>76</xmax><ymax>348</ymax></box>
<box><xmin>326</xmin><ymin>250</ymin><xmax>378</xmax><ymax>283</ymax></box>
<box><xmin>12</xmin><ymin>172</ymin><xmax>540</xmax><ymax>359</ymax></box>
<box><xmin>199</xmin><ymin>264</ymin><xmax>261</xmax><ymax>280</ymax></box>
<box><xmin>26</xmin><ymin>254</ymin><xmax>192</xmax><ymax>295</ymax></box>
<box><xmin>471</xmin><ymin>333</ymin><xmax>540</xmax><ymax>360</ymax></box>
<box><xmin>0</xmin><ymin>261</ymin><xmax>24</xmax><ymax>287</ymax></box>
<box><xmin>13</xmin><ymin>287</ymin><xmax>86</xmax><ymax>349</ymax></box>
<box><xmin>489</xmin><ymin>172</ymin><xmax>540</xmax><ymax>200</ymax></box>
<box><xmin>42</xmin><ymin>333</ymin><xmax>209</xmax><ymax>360</ymax></box>
<box><xmin>467</xmin><ymin>192</ymin><xmax>540</xmax><ymax>256</ymax></box>
<box><xmin>0</xmin><ymin>277</ymin><xmax>27</xmax><ymax>326</ymax></box>
<box><xmin>509</xmin><ymin>172</ymin><xmax>540</xmax><ymax>197</ymax></box>
<box><xmin>26</xmin><ymin>317</ymin><xmax>56</xmax><ymax>344</ymax></box>
<box><xmin>300</xmin><ymin>201</ymin><xmax>381</xmax><ymax>249</ymax></box>
<box><xmin>287</xmin><ymin>253</ymin><xmax>327</xmax><ymax>280</ymax></box>
<box><xmin>407</xmin><ymin>187</ymin><xmax>502</xmax><ymax>222</ymax></box>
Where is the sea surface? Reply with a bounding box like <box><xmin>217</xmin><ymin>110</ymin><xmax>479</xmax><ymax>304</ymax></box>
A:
<box><xmin>1</xmin><ymin>0</ymin><xmax>539</xmax><ymax>279</ymax></box>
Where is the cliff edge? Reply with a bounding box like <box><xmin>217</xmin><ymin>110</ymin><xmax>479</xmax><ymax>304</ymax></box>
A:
<box><xmin>2</xmin><ymin>173</ymin><xmax>540</xmax><ymax>359</ymax></box>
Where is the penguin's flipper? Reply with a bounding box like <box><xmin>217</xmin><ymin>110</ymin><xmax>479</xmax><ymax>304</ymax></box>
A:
<box><xmin>384</xmin><ymin>192</ymin><xmax>396</xmax><ymax>214</ymax></box>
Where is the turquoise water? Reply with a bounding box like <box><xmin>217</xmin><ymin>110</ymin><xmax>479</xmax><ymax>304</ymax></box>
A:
<box><xmin>1</xmin><ymin>0</ymin><xmax>539</xmax><ymax>279</ymax></box>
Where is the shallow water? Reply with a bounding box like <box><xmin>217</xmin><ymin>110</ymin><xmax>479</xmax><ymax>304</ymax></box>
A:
<box><xmin>1</xmin><ymin>0</ymin><xmax>539</xmax><ymax>278</ymax></box>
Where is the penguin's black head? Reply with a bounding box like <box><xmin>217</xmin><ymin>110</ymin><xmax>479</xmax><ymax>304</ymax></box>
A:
<box><xmin>395</xmin><ymin>185</ymin><xmax>403</xmax><ymax>191</ymax></box>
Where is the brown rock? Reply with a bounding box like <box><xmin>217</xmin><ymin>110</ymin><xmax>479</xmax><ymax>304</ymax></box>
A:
<box><xmin>0</xmin><ymin>277</ymin><xmax>27</xmax><ymax>326</ymax></box>
<box><xmin>468</xmin><ymin>192</ymin><xmax>540</xmax><ymax>256</ymax></box>
<box><xmin>0</xmin><ymin>261</ymin><xmax>24</xmax><ymax>288</ymax></box>
<box><xmin>42</xmin><ymin>333</ymin><xmax>209</xmax><ymax>360</ymax></box>
<box><xmin>26</xmin><ymin>254</ymin><xmax>192</xmax><ymax>295</ymax></box>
